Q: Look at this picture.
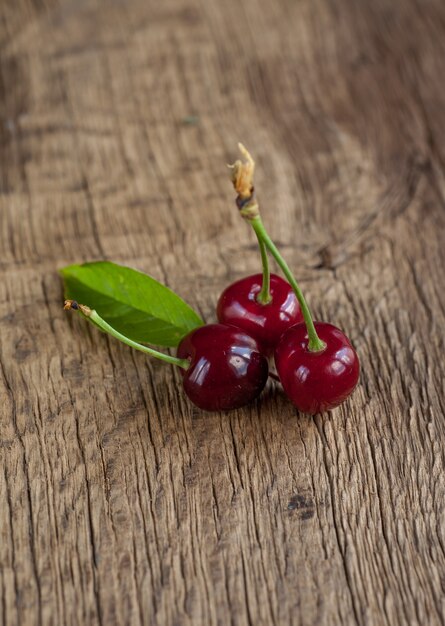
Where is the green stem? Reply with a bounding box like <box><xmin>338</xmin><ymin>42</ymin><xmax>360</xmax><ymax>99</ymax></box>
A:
<box><xmin>249</xmin><ymin>216</ymin><xmax>326</xmax><ymax>352</ymax></box>
<box><xmin>255</xmin><ymin>234</ymin><xmax>272</xmax><ymax>304</ymax></box>
<box><xmin>69</xmin><ymin>302</ymin><xmax>190</xmax><ymax>369</ymax></box>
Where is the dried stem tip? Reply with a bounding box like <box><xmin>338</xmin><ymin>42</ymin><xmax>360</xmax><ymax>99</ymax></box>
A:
<box><xmin>64</xmin><ymin>300</ymin><xmax>92</xmax><ymax>316</ymax></box>
<box><xmin>64</xmin><ymin>299</ymin><xmax>78</xmax><ymax>310</ymax></box>
<box><xmin>229</xmin><ymin>143</ymin><xmax>255</xmax><ymax>199</ymax></box>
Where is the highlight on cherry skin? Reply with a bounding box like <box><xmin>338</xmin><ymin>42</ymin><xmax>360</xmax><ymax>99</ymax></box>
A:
<box><xmin>217</xmin><ymin>273</ymin><xmax>303</xmax><ymax>355</ymax></box>
<box><xmin>177</xmin><ymin>323</ymin><xmax>269</xmax><ymax>411</ymax></box>
<box><xmin>274</xmin><ymin>322</ymin><xmax>360</xmax><ymax>415</ymax></box>
<box><xmin>63</xmin><ymin>301</ymin><xmax>268</xmax><ymax>413</ymax></box>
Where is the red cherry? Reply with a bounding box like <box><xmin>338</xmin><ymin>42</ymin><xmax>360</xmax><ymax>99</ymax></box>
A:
<box><xmin>275</xmin><ymin>322</ymin><xmax>360</xmax><ymax>414</ymax></box>
<box><xmin>216</xmin><ymin>273</ymin><xmax>303</xmax><ymax>355</ymax></box>
<box><xmin>177</xmin><ymin>324</ymin><xmax>269</xmax><ymax>411</ymax></box>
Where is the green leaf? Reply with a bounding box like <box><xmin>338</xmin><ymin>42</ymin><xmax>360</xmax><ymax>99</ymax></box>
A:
<box><xmin>60</xmin><ymin>261</ymin><xmax>204</xmax><ymax>347</ymax></box>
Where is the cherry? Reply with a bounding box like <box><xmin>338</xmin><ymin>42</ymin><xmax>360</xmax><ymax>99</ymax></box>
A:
<box><xmin>177</xmin><ymin>323</ymin><xmax>269</xmax><ymax>411</ymax></box>
<box><xmin>216</xmin><ymin>273</ymin><xmax>303</xmax><ymax>354</ymax></box>
<box><xmin>64</xmin><ymin>301</ymin><xmax>268</xmax><ymax>413</ymax></box>
<box><xmin>275</xmin><ymin>322</ymin><xmax>360</xmax><ymax>414</ymax></box>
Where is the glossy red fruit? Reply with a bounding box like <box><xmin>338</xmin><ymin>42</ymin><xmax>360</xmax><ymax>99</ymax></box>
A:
<box><xmin>177</xmin><ymin>324</ymin><xmax>269</xmax><ymax>411</ymax></box>
<box><xmin>216</xmin><ymin>273</ymin><xmax>303</xmax><ymax>355</ymax></box>
<box><xmin>275</xmin><ymin>322</ymin><xmax>360</xmax><ymax>414</ymax></box>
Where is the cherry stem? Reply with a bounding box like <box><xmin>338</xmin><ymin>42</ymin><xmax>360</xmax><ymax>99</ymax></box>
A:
<box><xmin>64</xmin><ymin>300</ymin><xmax>190</xmax><ymax>369</ymax></box>
<box><xmin>230</xmin><ymin>143</ymin><xmax>326</xmax><ymax>353</ymax></box>
<box><xmin>229</xmin><ymin>143</ymin><xmax>271</xmax><ymax>305</ymax></box>
<box><xmin>256</xmin><ymin>235</ymin><xmax>272</xmax><ymax>304</ymax></box>
<box><xmin>249</xmin><ymin>217</ymin><xmax>326</xmax><ymax>352</ymax></box>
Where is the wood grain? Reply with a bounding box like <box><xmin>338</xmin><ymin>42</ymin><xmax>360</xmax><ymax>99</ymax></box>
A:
<box><xmin>1</xmin><ymin>0</ymin><xmax>445</xmax><ymax>624</ymax></box>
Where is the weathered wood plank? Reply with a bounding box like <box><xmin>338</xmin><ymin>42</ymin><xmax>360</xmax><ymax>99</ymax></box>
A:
<box><xmin>1</xmin><ymin>0</ymin><xmax>445</xmax><ymax>624</ymax></box>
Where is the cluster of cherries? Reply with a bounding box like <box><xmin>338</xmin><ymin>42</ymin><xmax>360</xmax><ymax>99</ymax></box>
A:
<box><xmin>66</xmin><ymin>145</ymin><xmax>360</xmax><ymax>414</ymax></box>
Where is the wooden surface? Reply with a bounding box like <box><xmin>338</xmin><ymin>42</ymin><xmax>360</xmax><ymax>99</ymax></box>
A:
<box><xmin>1</xmin><ymin>0</ymin><xmax>445</xmax><ymax>624</ymax></box>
